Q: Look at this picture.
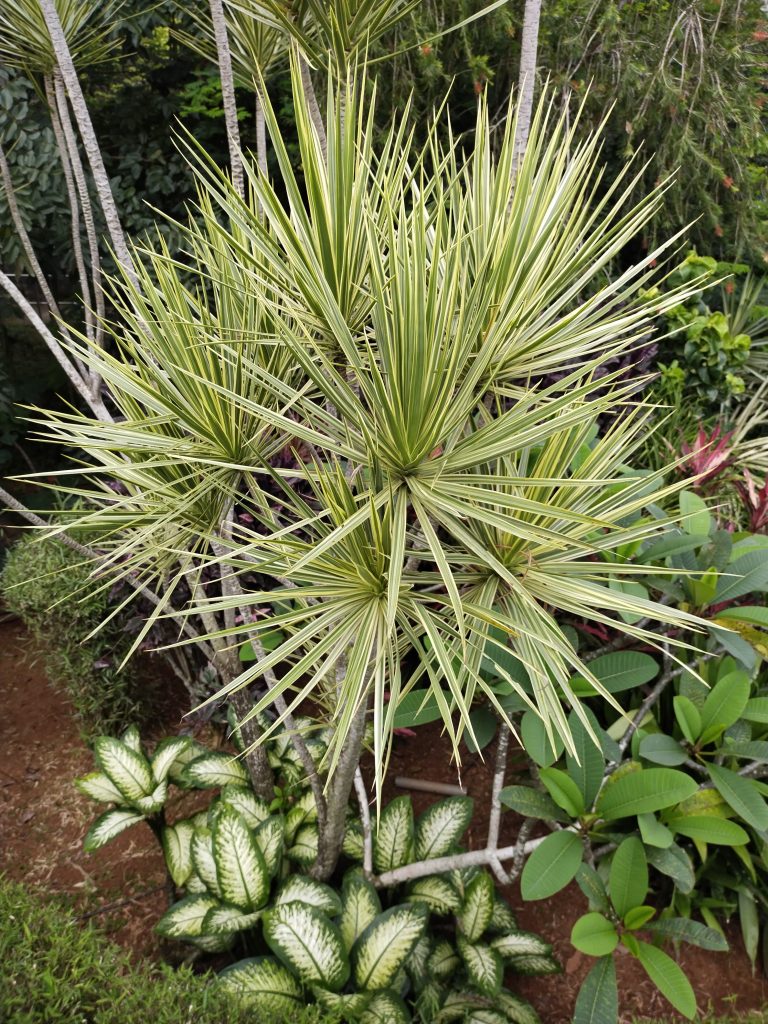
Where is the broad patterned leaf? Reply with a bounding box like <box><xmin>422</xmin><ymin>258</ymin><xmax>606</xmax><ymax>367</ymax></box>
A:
<box><xmin>161</xmin><ymin>820</ymin><xmax>194</xmax><ymax>887</ymax></box>
<box><xmin>490</xmin><ymin>931</ymin><xmax>552</xmax><ymax>958</ymax></box>
<box><xmin>339</xmin><ymin>871</ymin><xmax>382</xmax><ymax>953</ymax></box>
<box><xmin>352</xmin><ymin>904</ymin><xmax>428</xmax><ymax>991</ymax></box>
<box><xmin>276</xmin><ymin>875</ymin><xmax>342</xmax><ymax>916</ymax></box>
<box><xmin>373</xmin><ymin>796</ymin><xmax>414</xmax><ymax>873</ymax></box>
<box><xmin>219</xmin><ymin>956</ymin><xmax>303</xmax><ymax>1014</ymax></box>
<box><xmin>134</xmin><ymin>780</ymin><xmax>168</xmax><ymax>815</ymax></box>
<box><xmin>203</xmin><ymin>903</ymin><xmax>264</xmax><ymax>934</ymax></box>
<box><xmin>183</xmin><ymin>752</ymin><xmax>249</xmax><ymax>788</ymax></box>
<box><xmin>156</xmin><ymin>894</ymin><xmax>218</xmax><ymax>938</ymax></box>
<box><xmin>288</xmin><ymin>823</ymin><xmax>319</xmax><ymax>865</ymax></box>
<box><xmin>150</xmin><ymin>736</ymin><xmax>192</xmax><ymax>784</ymax></box>
<box><xmin>312</xmin><ymin>987</ymin><xmax>372</xmax><ymax>1017</ymax></box>
<box><xmin>264</xmin><ymin>902</ymin><xmax>349</xmax><ymax>991</ymax></box>
<box><xmin>359</xmin><ymin>990</ymin><xmax>412</xmax><ymax>1024</ymax></box>
<box><xmin>506</xmin><ymin>954</ymin><xmax>561</xmax><ymax>975</ymax></box>
<box><xmin>220</xmin><ymin>784</ymin><xmax>272</xmax><ymax>827</ymax></box>
<box><xmin>488</xmin><ymin>895</ymin><xmax>517</xmax><ymax>932</ymax></box>
<box><xmin>457</xmin><ymin>935</ymin><xmax>502</xmax><ymax>996</ymax></box>
<box><xmin>84</xmin><ymin>808</ymin><xmax>144</xmax><ymax>851</ymax></box>
<box><xmin>213</xmin><ymin>807</ymin><xmax>269</xmax><ymax>910</ymax></box>
<box><xmin>94</xmin><ymin>738</ymin><xmax>153</xmax><ymax>804</ymax></box>
<box><xmin>343</xmin><ymin>820</ymin><xmax>365</xmax><ymax>860</ymax></box>
<box><xmin>75</xmin><ymin>771</ymin><xmax>125</xmax><ymax>805</ymax></box>
<box><xmin>254</xmin><ymin>815</ymin><xmax>284</xmax><ymax>877</ymax></box>
<box><xmin>406</xmin><ymin>875</ymin><xmax>461</xmax><ymax>915</ymax></box>
<box><xmin>457</xmin><ymin>870</ymin><xmax>494</xmax><ymax>941</ymax></box>
<box><xmin>415</xmin><ymin>796</ymin><xmax>474</xmax><ymax>860</ymax></box>
<box><xmin>496</xmin><ymin>991</ymin><xmax>542</xmax><ymax>1024</ymax></box>
<box><xmin>191</xmin><ymin>828</ymin><xmax>222</xmax><ymax>898</ymax></box>
<box><xmin>428</xmin><ymin>939</ymin><xmax>460</xmax><ymax>979</ymax></box>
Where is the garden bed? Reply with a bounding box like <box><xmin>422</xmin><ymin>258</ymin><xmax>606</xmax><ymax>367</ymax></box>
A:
<box><xmin>2</xmin><ymin>617</ymin><xmax>767</xmax><ymax>1022</ymax></box>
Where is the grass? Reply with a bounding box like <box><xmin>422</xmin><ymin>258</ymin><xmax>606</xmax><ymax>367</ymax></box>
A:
<box><xmin>0</xmin><ymin>876</ymin><xmax>337</xmax><ymax>1024</ymax></box>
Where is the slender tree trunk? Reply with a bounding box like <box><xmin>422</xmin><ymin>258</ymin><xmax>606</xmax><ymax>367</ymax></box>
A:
<box><xmin>255</xmin><ymin>89</ymin><xmax>268</xmax><ymax>177</ymax></box>
<box><xmin>0</xmin><ymin>269</ymin><xmax>111</xmax><ymax>421</ymax></box>
<box><xmin>0</xmin><ymin>141</ymin><xmax>70</xmax><ymax>337</ymax></box>
<box><xmin>299</xmin><ymin>54</ymin><xmax>327</xmax><ymax>160</ymax></box>
<box><xmin>44</xmin><ymin>72</ymin><xmax>92</xmax><ymax>365</ymax></box>
<box><xmin>38</xmin><ymin>0</ymin><xmax>133</xmax><ymax>279</ymax></box>
<box><xmin>54</xmin><ymin>73</ymin><xmax>106</xmax><ymax>356</ymax></box>
<box><xmin>512</xmin><ymin>0</ymin><xmax>543</xmax><ymax>173</ymax></box>
<box><xmin>208</xmin><ymin>0</ymin><xmax>245</xmax><ymax>199</ymax></box>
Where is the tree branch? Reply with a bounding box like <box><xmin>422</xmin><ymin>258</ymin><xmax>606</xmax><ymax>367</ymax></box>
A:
<box><xmin>208</xmin><ymin>0</ymin><xmax>245</xmax><ymax>198</ymax></box>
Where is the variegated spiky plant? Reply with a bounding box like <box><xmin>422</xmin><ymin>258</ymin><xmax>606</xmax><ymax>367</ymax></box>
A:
<box><xmin>25</xmin><ymin>56</ymin><xmax>705</xmax><ymax>854</ymax></box>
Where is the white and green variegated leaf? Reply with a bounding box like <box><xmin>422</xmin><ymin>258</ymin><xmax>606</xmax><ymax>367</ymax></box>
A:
<box><xmin>186</xmin><ymin>871</ymin><xmax>208</xmax><ymax>894</ymax></box>
<box><xmin>415</xmin><ymin>797</ymin><xmax>474</xmax><ymax>860</ymax></box>
<box><xmin>75</xmin><ymin>771</ymin><xmax>125</xmax><ymax>805</ymax></box>
<box><xmin>506</xmin><ymin>954</ymin><xmax>561</xmax><ymax>976</ymax></box>
<box><xmin>311</xmin><ymin>987</ymin><xmax>372</xmax><ymax>1017</ymax></box>
<box><xmin>264</xmin><ymin>902</ymin><xmax>350</xmax><ymax>991</ymax></box>
<box><xmin>156</xmin><ymin>893</ymin><xmax>218</xmax><ymax>938</ymax></box>
<box><xmin>167</xmin><ymin>740</ymin><xmax>208</xmax><ymax>787</ymax></box>
<box><xmin>496</xmin><ymin>991</ymin><xmax>541</xmax><ymax>1024</ymax></box>
<box><xmin>407</xmin><ymin>934</ymin><xmax>434</xmax><ymax>987</ymax></box>
<box><xmin>219</xmin><ymin>956</ymin><xmax>303</xmax><ymax>1014</ymax></box>
<box><xmin>457</xmin><ymin>871</ymin><xmax>494</xmax><ymax>942</ymax></box>
<box><xmin>434</xmin><ymin>992</ymin><xmax>489</xmax><ymax>1024</ymax></box>
<box><xmin>343</xmin><ymin>820</ymin><xmax>365</xmax><ymax>861</ymax></box>
<box><xmin>150</xmin><ymin>736</ymin><xmax>192</xmax><ymax>784</ymax></box>
<box><xmin>134</xmin><ymin>780</ymin><xmax>168</xmax><ymax>815</ymax></box>
<box><xmin>339</xmin><ymin>871</ymin><xmax>382</xmax><ymax>953</ymax></box>
<box><xmin>254</xmin><ymin>815</ymin><xmax>284</xmax><ymax>877</ymax></box>
<box><xmin>457</xmin><ymin>936</ymin><xmax>503</xmax><ymax>997</ymax></box>
<box><xmin>490</xmin><ymin>932</ymin><xmax>553</xmax><ymax>959</ymax></box>
<box><xmin>373</xmin><ymin>796</ymin><xmax>414</xmax><ymax>874</ymax></box>
<box><xmin>416</xmin><ymin>980</ymin><xmax>447</xmax><ymax>1022</ymax></box>
<box><xmin>359</xmin><ymin>990</ymin><xmax>412</xmax><ymax>1024</ymax></box>
<box><xmin>488</xmin><ymin>895</ymin><xmax>517</xmax><ymax>933</ymax></box>
<box><xmin>121</xmin><ymin>725</ymin><xmax>143</xmax><ymax>753</ymax></box>
<box><xmin>191</xmin><ymin>828</ymin><xmax>222</xmax><ymax>898</ymax></box>
<box><xmin>288</xmin><ymin>823</ymin><xmax>319</xmax><ymax>865</ymax></box>
<box><xmin>276</xmin><ymin>875</ymin><xmax>342</xmax><ymax>916</ymax></box>
<box><xmin>286</xmin><ymin>804</ymin><xmax>311</xmax><ymax>843</ymax></box>
<box><xmin>189</xmin><ymin>931</ymin><xmax>235</xmax><ymax>953</ymax></box>
<box><xmin>183</xmin><ymin>752</ymin><xmax>249</xmax><ymax>788</ymax></box>
<box><xmin>352</xmin><ymin>904</ymin><xmax>428</xmax><ymax>991</ymax></box>
<box><xmin>406</xmin><ymin>875</ymin><xmax>461</xmax><ymax>916</ymax></box>
<box><xmin>428</xmin><ymin>939</ymin><xmax>461</xmax><ymax>980</ymax></box>
<box><xmin>83</xmin><ymin>808</ymin><xmax>144</xmax><ymax>851</ymax></box>
<box><xmin>220</xmin><ymin>785</ymin><xmax>272</xmax><ymax>827</ymax></box>
<box><xmin>465</xmin><ymin>1010</ymin><xmax>508</xmax><ymax>1024</ymax></box>
<box><xmin>202</xmin><ymin>903</ymin><xmax>264</xmax><ymax>934</ymax></box>
<box><xmin>94</xmin><ymin>737</ymin><xmax>154</xmax><ymax>804</ymax></box>
<box><xmin>213</xmin><ymin>806</ymin><xmax>269</xmax><ymax>911</ymax></box>
<box><xmin>161</xmin><ymin>820</ymin><xmax>195</xmax><ymax>887</ymax></box>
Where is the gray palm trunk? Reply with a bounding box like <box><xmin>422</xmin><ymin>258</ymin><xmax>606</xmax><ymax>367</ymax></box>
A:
<box><xmin>513</xmin><ymin>0</ymin><xmax>543</xmax><ymax>173</ymax></box>
<box><xmin>208</xmin><ymin>0</ymin><xmax>245</xmax><ymax>199</ymax></box>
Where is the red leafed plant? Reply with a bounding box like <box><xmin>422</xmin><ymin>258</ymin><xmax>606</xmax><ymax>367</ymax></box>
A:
<box><xmin>674</xmin><ymin>425</ymin><xmax>735</xmax><ymax>491</ymax></box>
<box><xmin>736</xmin><ymin>469</ymin><xmax>768</xmax><ymax>533</ymax></box>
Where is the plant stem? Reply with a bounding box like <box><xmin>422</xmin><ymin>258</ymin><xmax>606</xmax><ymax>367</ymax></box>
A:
<box><xmin>512</xmin><ymin>0</ymin><xmax>542</xmax><ymax>175</ymax></box>
<box><xmin>208</xmin><ymin>0</ymin><xmax>245</xmax><ymax>198</ymax></box>
<box><xmin>298</xmin><ymin>52</ymin><xmax>327</xmax><ymax>160</ymax></box>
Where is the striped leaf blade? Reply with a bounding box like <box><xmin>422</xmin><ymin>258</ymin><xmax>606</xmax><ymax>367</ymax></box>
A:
<box><xmin>457</xmin><ymin>935</ymin><xmax>503</xmax><ymax>996</ymax></box>
<box><xmin>415</xmin><ymin>796</ymin><xmax>474</xmax><ymax>860</ymax></box>
<box><xmin>161</xmin><ymin>820</ymin><xmax>195</xmax><ymax>887</ymax></box>
<box><xmin>212</xmin><ymin>806</ymin><xmax>270</xmax><ymax>911</ymax></box>
<box><xmin>276</xmin><ymin>875</ymin><xmax>343</xmax><ymax>916</ymax></box>
<box><xmin>156</xmin><ymin>893</ymin><xmax>218</xmax><ymax>938</ymax></box>
<box><xmin>75</xmin><ymin>771</ymin><xmax>125</xmax><ymax>805</ymax></box>
<box><xmin>264</xmin><ymin>902</ymin><xmax>350</xmax><ymax>991</ymax></box>
<box><xmin>183</xmin><ymin>752</ymin><xmax>249</xmax><ymax>788</ymax></box>
<box><xmin>339</xmin><ymin>871</ymin><xmax>382</xmax><ymax>953</ymax></box>
<box><xmin>219</xmin><ymin>956</ymin><xmax>303</xmax><ymax>1014</ymax></box>
<box><xmin>84</xmin><ymin>808</ymin><xmax>144</xmax><ymax>851</ymax></box>
<box><xmin>428</xmin><ymin>939</ymin><xmax>461</xmax><ymax>979</ymax></box>
<box><xmin>490</xmin><ymin>931</ymin><xmax>553</xmax><ymax>959</ymax></box>
<box><xmin>94</xmin><ymin>737</ymin><xmax>154</xmax><ymax>804</ymax></box>
<box><xmin>202</xmin><ymin>903</ymin><xmax>264</xmax><ymax>934</ymax></box>
<box><xmin>220</xmin><ymin>784</ymin><xmax>272</xmax><ymax>828</ymax></box>
<box><xmin>150</xmin><ymin>736</ymin><xmax>192</xmax><ymax>784</ymax></box>
<box><xmin>359</xmin><ymin>990</ymin><xmax>412</xmax><ymax>1024</ymax></box>
<box><xmin>457</xmin><ymin>870</ymin><xmax>494</xmax><ymax>941</ymax></box>
<box><xmin>406</xmin><ymin>875</ymin><xmax>461</xmax><ymax>916</ymax></box>
<box><xmin>352</xmin><ymin>904</ymin><xmax>428</xmax><ymax>991</ymax></box>
<box><xmin>373</xmin><ymin>796</ymin><xmax>414</xmax><ymax>873</ymax></box>
<box><xmin>191</xmin><ymin>828</ymin><xmax>222</xmax><ymax>898</ymax></box>
<box><xmin>288</xmin><ymin>823</ymin><xmax>319</xmax><ymax>866</ymax></box>
<box><xmin>254</xmin><ymin>815</ymin><xmax>285</xmax><ymax>877</ymax></box>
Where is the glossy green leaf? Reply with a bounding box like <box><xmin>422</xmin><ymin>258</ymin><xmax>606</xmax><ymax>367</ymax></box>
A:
<box><xmin>521</xmin><ymin>831</ymin><xmax>583</xmax><ymax>901</ymax></box>
<box><xmin>573</xmin><ymin>956</ymin><xmax>618</xmax><ymax>1024</ymax></box>
<box><xmin>570</xmin><ymin>913</ymin><xmax>618</xmax><ymax>956</ymax></box>
<box><xmin>635</xmin><ymin>939</ymin><xmax>696</xmax><ymax>1018</ymax></box>
<box><xmin>596</xmin><ymin>768</ymin><xmax>697</xmax><ymax>820</ymax></box>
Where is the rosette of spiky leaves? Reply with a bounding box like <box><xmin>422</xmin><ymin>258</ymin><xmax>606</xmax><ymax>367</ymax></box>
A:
<box><xmin>76</xmin><ymin>727</ymin><xmax>191</xmax><ymax>851</ymax></box>
<box><xmin>0</xmin><ymin>0</ymin><xmax>121</xmax><ymax>74</ymax></box>
<box><xmin>28</xmin><ymin>58</ymin><xmax>709</xmax><ymax>803</ymax></box>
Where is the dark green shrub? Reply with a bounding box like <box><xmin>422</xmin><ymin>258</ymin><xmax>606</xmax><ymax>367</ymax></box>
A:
<box><xmin>0</xmin><ymin>535</ymin><xmax>143</xmax><ymax>737</ymax></box>
<box><xmin>0</xmin><ymin>876</ymin><xmax>337</xmax><ymax>1024</ymax></box>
